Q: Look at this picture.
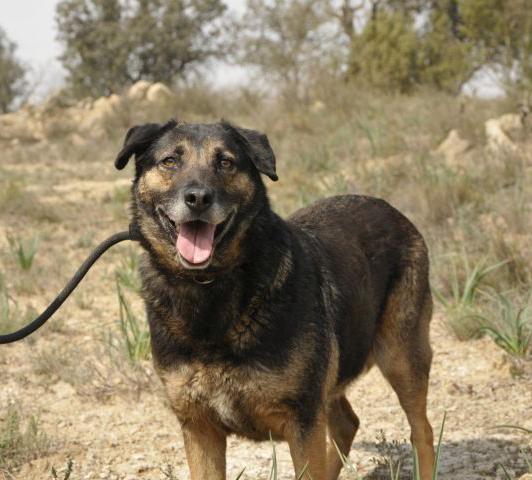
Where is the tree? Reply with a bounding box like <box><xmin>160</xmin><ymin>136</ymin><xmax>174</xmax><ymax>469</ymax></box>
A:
<box><xmin>126</xmin><ymin>0</ymin><xmax>227</xmax><ymax>84</ymax></box>
<box><xmin>348</xmin><ymin>10</ymin><xmax>420</xmax><ymax>93</ymax></box>
<box><xmin>459</xmin><ymin>0</ymin><xmax>532</xmax><ymax>93</ymax></box>
<box><xmin>236</xmin><ymin>0</ymin><xmax>330</xmax><ymax>100</ymax></box>
<box><xmin>56</xmin><ymin>0</ymin><xmax>227</xmax><ymax>98</ymax></box>
<box><xmin>56</xmin><ymin>0</ymin><xmax>130</xmax><ymax>98</ymax></box>
<box><xmin>0</xmin><ymin>27</ymin><xmax>27</xmax><ymax>113</ymax></box>
<box><xmin>418</xmin><ymin>0</ymin><xmax>474</xmax><ymax>94</ymax></box>
<box><xmin>232</xmin><ymin>0</ymin><xmax>532</xmax><ymax>97</ymax></box>
<box><xmin>342</xmin><ymin>0</ymin><xmax>480</xmax><ymax>93</ymax></box>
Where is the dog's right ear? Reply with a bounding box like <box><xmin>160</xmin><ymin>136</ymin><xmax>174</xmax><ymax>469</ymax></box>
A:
<box><xmin>114</xmin><ymin>120</ymin><xmax>177</xmax><ymax>170</ymax></box>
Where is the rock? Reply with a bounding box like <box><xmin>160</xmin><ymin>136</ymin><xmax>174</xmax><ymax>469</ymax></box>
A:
<box><xmin>497</xmin><ymin>113</ymin><xmax>523</xmax><ymax>135</ymax></box>
<box><xmin>92</xmin><ymin>96</ymin><xmax>113</xmax><ymax>114</ymax></box>
<box><xmin>310</xmin><ymin>100</ymin><xmax>326</xmax><ymax>113</ymax></box>
<box><xmin>127</xmin><ymin>80</ymin><xmax>152</xmax><ymax>101</ymax></box>
<box><xmin>146</xmin><ymin>82</ymin><xmax>174</xmax><ymax>104</ymax></box>
<box><xmin>0</xmin><ymin>80</ymin><xmax>175</xmax><ymax>144</ymax></box>
<box><xmin>435</xmin><ymin>129</ymin><xmax>471</xmax><ymax>166</ymax></box>
<box><xmin>518</xmin><ymin>475</ymin><xmax>532</xmax><ymax>480</ymax></box>
<box><xmin>485</xmin><ymin>113</ymin><xmax>524</xmax><ymax>153</ymax></box>
<box><xmin>107</xmin><ymin>93</ymin><xmax>122</xmax><ymax>110</ymax></box>
<box><xmin>77</xmin><ymin>94</ymin><xmax>121</xmax><ymax>137</ymax></box>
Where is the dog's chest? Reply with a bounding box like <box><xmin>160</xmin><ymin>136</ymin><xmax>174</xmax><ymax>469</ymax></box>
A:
<box><xmin>159</xmin><ymin>360</ymin><xmax>295</xmax><ymax>438</ymax></box>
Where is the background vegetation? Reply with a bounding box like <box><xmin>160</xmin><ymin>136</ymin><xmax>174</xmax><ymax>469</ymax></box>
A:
<box><xmin>2</xmin><ymin>0</ymin><xmax>532</xmax><ymax>107</ymax></box>
<box><xmin>0</xmin><ymin>27</ymin><xmax>26</xmax><ymax>113</ymax></box>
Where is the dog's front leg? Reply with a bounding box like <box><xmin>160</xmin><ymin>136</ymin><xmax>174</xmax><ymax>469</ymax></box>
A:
<box><xmin>181</xmin><ymin>419</ymin><xmax>227</xmax><ymax>480</ymax></box>
<box><xmin>287</xmin><ymin>410</ymin><xmax>327</xmax><ymax>480</ymax></box>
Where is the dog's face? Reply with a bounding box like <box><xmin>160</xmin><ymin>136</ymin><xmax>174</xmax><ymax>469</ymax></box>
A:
<box><xmin>115</xmin><ymin>120</ymin><xmax>277</xmax><ymax>272</ymax></box>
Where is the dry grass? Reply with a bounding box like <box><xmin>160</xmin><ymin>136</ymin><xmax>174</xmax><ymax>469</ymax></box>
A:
<box><xmin>0</xmin><ymin>83</ymin><xmax>530</xmax><ymax>477</ymax></box>
<box><xmin>0</xmin><ymin>402</ymin><xmax>50</xmax><ymax>474</ymax></box>
<box><xmin>1</xmin><ymin>83</ymin><xmax>529</xmax><ymax>350</ymax></box>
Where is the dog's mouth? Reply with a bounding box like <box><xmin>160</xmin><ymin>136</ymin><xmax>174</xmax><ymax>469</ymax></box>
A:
<box><xmin>156</xmin><ymin>207</ymin><xmax>236</xmax><ymax>269</ymax></box>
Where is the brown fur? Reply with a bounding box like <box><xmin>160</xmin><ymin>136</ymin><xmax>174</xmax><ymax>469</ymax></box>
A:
<box><xmin>115</xmin><ymin>121</ymin><xmax>435</xmax><ymax>480</ymax></box>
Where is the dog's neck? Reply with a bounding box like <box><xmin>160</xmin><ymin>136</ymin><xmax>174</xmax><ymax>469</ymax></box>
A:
<box><xmin>143</xmin><ymin>205</ymin><xmax>297</xmax><ymax>358</ymax></box>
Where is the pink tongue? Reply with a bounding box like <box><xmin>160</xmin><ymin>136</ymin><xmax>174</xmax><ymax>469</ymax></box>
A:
<box><xmin>176</xmin><ymin>222</ymin><xmax>216</xmax><ymax>265</ymax></box>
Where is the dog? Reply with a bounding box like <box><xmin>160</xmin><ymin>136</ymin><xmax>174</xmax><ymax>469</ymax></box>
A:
<box><xmin>114</xmin><ymin>119</ymin><xmax>435</xmax><ymax>480</ymax></box>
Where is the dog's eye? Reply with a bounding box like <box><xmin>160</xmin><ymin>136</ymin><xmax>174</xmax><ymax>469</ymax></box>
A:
<box><xmin>218</xmin><ymin>157</ymin><xmax>235</xmax><ymax>170</ymax></box>
<box><xmin>160</xmin><ymin>157</ymin><xmax>179</xmax><ymax>169</ymax></box>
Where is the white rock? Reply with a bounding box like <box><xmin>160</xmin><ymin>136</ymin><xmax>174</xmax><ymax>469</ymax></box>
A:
<box><xmin>127</xmin><ymin>80</ymin><xmax>152</xmax><ymax>101</ymax></box>
<box><xmin>435</xmin><ymin>129</ymin><xmax>471</xmax><ymax>166</ymax></box>
<box><xmin>146</xmin><ymin>82</ymin><xmax>174</xmax><ymax>103</ymax></box>
<box><xmin>485</xmin><ymin>112</ymin><xmax>524</xmax><ymax>153</ymax></box>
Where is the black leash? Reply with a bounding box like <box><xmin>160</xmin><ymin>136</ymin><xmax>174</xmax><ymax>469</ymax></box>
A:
<box><xmin>0</xmin><ymin>225</ymin><xmax>140</xmax><ymax>345</ymax></box>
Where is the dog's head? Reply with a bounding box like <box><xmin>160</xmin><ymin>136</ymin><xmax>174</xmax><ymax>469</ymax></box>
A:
<box><xmin>115</xmin><ymin>119</ymin><xmax>277</xmax><ymax>272</ymax></box>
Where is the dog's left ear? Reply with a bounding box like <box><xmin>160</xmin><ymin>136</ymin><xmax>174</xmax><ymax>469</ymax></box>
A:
<box><xmin>223</xmin><ymin>121</ymin><xmax>278</xmax><ymax>181</ymax></box>
<box><xmin>115</xmin><ymin>120</ymin><xmax>177</xmax><ymax>170</ymax></box>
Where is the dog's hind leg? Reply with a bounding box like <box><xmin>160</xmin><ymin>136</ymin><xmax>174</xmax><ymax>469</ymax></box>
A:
<box><xmin>374</xmin><ymin>275</ymin><xmax>435</xmax><ymax>480</ymax></box>
<box><xmin>326</xmin><ymin>395</ymin><xmax>360</xmax><ymax>480</ymax></box>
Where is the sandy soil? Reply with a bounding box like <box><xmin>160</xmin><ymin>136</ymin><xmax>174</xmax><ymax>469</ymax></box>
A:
<box><xmin>1</xmin><ymin>313</ymin><xmax>531</xmax><ymax>480</ymax></box>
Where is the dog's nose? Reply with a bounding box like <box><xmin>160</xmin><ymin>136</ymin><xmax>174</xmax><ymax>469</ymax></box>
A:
<box><xmin>184</xmin><ymin>187</ymin><xmax>214</xmax><ymax>213</ymax></box>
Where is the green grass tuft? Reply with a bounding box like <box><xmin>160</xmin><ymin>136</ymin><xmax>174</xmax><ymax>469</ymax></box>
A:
<box><xmin>7</xmin><ymin>235</ymin><xmax>39</xmax><ymax>271</ymax></box>
<box><xmin>474</xmin><ymin>292</ymin><xmax>531</xmax><ymax>357</ymax></box>
<box><xmin>433</xmin><ymin>254</ymin><xmax>508</xmax><ymax>340</ymax></box>
<box><xmin>115</xmin><ymin>282</ymin><xmax>151</xmax><ymax>363</ymax></box>
<box><xmin>115</xmin><ymin>248</ymin><xmax>142</xmax><ymax>293</ymax></box>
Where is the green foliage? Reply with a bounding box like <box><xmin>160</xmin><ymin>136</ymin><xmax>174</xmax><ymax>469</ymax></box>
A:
<box><xmin>0</xmin><ymin>27</ymin><xmax>26</xmax><ymax>113</ymax></box>
<box><xmin>56</xmin><ymin>0</ymin><xmax>227</xmax><ymax>98</ymax></box>
<box><xmin>115</xmin><ymin>249</ymin><xmax>142</xmax><ymax>293</ymax></box>
<box><xmin>349</xmin><ymin>11</ymin><xmax>419</xmax><ymax>93</ymax></box>
<box><xmin>346</xmin><ymin>1</ymin><xmax>475</xmax><ymax>94</ymax></box>
<box><xmin>475</xmin><ymin>292</ymin><xmax>531</xmax><ymax>357</ymax></box>
<box><xmin>113</xmin><ymin>250</ymin><xmax>148</xmax><ymax>361</ymax></box>
<box><xmin>432</xmin><ymin>412</ymin><xmax>446</xmax><ymax>479</ymax></box>
<box><xmin>238</xmin><ymin>0</ymin><xmax>328</xmax><ymax>100</ymax></box>
<box><xmin>51</xmin><ymin>0</ymin><xmax>532</xmax><ymax>97</ymax></box>
<box><xmin>457</xmin><ymin>0</ymin><xmax>532</xmax><ymax>92</ymax></box>
<box><xmin>7</xmin><ymin>235</ymin><xmax>39</xmax><ymax>271</ymax></box>
<box><xmin>237</xmin><ymin>0</ymin><xmax>532</xmax><ymax>95</ymax></box>
<box><xmin>419</xmin><ymin>2</ymin><xmax>474</xmax><ymax>94</ymax></box>
<box><xmin>55</xmin><ymin>0</ymin><xmax>130</xmax><ymax>98</ymax></box>
<box><xmin>116</xmin><ymin>282</ymin><xmax>151</xmax><ymax>363</ymax></box>
<box><xmin>433</xmin><ymin>255</ymin><xmax>508</xmax><ymax>340</ymax></box>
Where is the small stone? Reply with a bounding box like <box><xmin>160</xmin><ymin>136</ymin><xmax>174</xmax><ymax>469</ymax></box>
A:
<box><xmin>434</xmin><ymin>129</ymin><xmax>471</xmax><ymax>166</ymax></box>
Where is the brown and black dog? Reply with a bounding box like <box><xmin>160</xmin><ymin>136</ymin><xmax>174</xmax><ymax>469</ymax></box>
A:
<box><xmin>114</xmin><ymin>119</ymin><xmax>435</xmax><ymax>480</ymax></box>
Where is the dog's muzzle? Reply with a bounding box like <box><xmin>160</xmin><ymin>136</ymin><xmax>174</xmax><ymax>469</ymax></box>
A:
<box><xmin>156</xmin><ymin>206</ymin><xmax>236</xmax><ymax>269</ymax></box>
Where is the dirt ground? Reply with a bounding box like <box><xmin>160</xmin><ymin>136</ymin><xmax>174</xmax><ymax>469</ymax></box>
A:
<box><xmin>0</xmin><ymin>145</ymin><xmax>531</xmax><ymax>480</ymax></box>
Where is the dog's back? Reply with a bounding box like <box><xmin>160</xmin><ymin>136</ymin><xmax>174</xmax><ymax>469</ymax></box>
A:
<box><xmin>289</xmin><ymin>194</ymin><xmax>431</xmax><ymax>387</ymax></box>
